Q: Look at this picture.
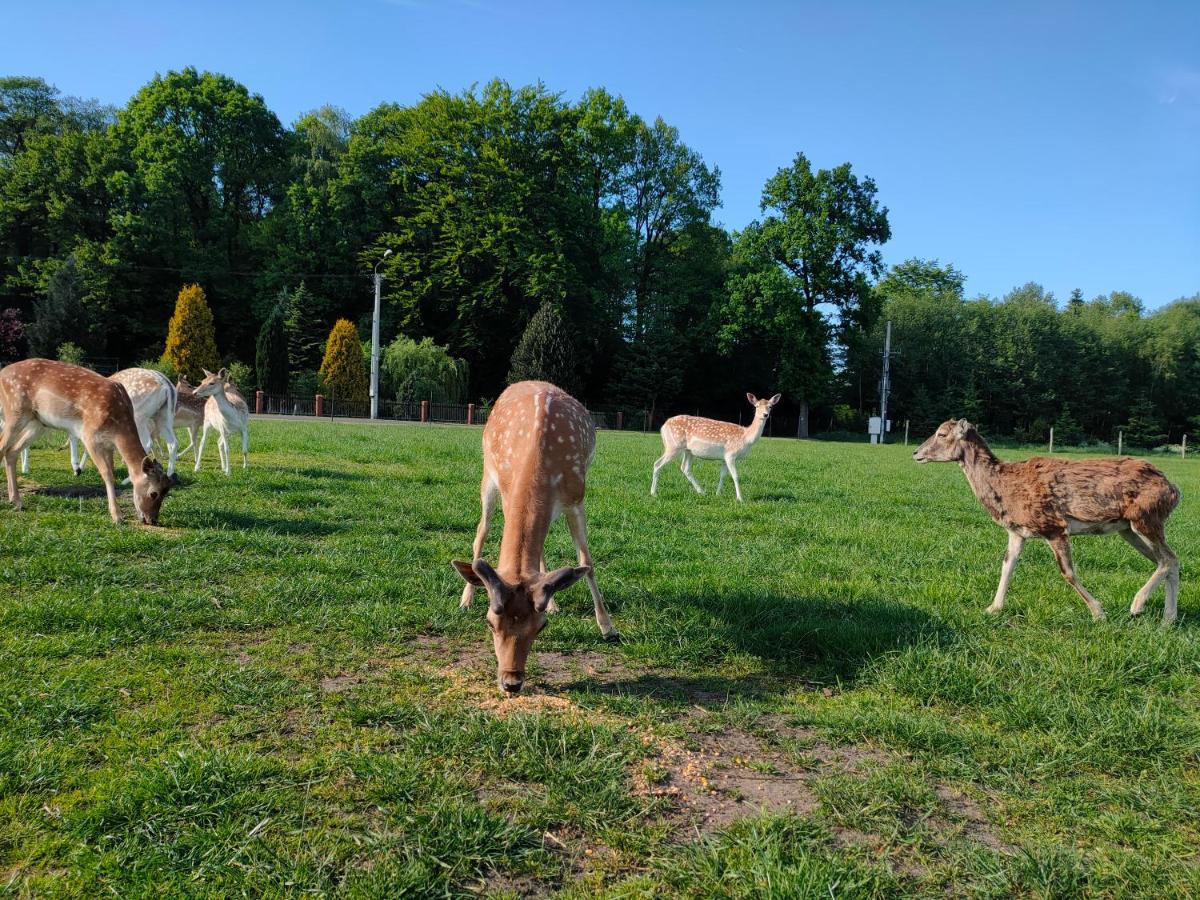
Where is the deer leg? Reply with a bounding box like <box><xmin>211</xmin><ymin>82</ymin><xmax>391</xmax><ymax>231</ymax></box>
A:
<box><xmin>20</xmin><ymin>446</ymin><xmax>29</xmax><ymax>475</ymax></box>
<box><xmin>70</xmin><ymin>434</ymin><xmax>86</xmax><ymax>475</ymax></box>
<box><xmin>194</xmin><ymin>425</ymin><xmax>210</xmax><ymax>472</ymax></box>
<box><xmin>650</xmin><ymin>445</ymin><xmax>679</xmax><ymax>496</ymax></box>
<box><xmin>680</xmin><ymin>451</ymin><xmax>705</xmax><ymax>494</ymax></box>
<box><xmin>460</xmin><ymin>476</ymin><xmax>499</xmax><ymax>610</ymax></box>
<box><xmin>725</xmin><ymin>454</ymin><xmax>744</xmax><ymax>502</ymax></box>
<box><xmin>1047</xmin><ymin>534</ymin><xmax>1105</xmax><ymax>621</ymax></box>
<box><xmin>1127</xmin><ymin>524</ymin><xmax>1179</xmax><ymax>624</ymax></box>
<box><xmin>565</xmin><ymin>503</ymin><xmax>619</xmax><ymax>641</ymax></box>
<box><xmin>240</xmin><ymin>423</ymin><xmax>249</xmax><ymax>469</ymax></box>
<box><xmin>84</xmin><ymin>438</ymin><xmax>122</xmax><ymax>524</ymax></box>
<box><xmin>716</xmin><ymin>461</ymin><xmax>727</xmax><ymax>494</ymax></box>
<box><xmin>218</xmin><ymin>431</ymin><xmax>230</xmax><ymax>475</ymax></box>
<box><xmin>4</xmin><ymin>421</ymin><xmax>42</xmax><ymax>508</ymax></box>
<box><xmin>987</xmin><ymin>531</ymin><xmax>1025</xmax><ymax>614</ymax></box>
<box><xmin>157</xmin><ymin>409</ymin><xmax>178</xmax><ymax>478</ymax></box>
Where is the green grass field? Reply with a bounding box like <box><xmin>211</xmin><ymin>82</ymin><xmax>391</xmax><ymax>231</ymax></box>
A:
<box><xmin>2</xmin><ymin>419</ymin><xmax>1198</xmax><ymax>898</ymax></box>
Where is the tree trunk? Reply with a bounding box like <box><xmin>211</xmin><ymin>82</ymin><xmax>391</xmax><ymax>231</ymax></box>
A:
<box><xmin>797</xmin><ymin>399</ymin><xmax>810</xmax><ymax>438</ymax></box>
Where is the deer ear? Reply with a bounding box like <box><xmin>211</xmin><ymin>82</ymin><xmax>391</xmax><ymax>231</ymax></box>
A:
<box><xmin>955</xmin><ymin>418</ymin><xmax>971</xmax><ymax>436</ymax></box>
<box><xmin>746</xmin><ymin>392</ymin><xmax>757</xmax><ymax>405</ymax></box>
<box><xmin>534</xmin><ymin>566</ymin><xmax>591</xmax><ymax>612</ymax></box>
<box><xmin>141</xmin><ymin>457</ymin><xmax>156</xmax><ymax>474</ymax></box>
<box><xmin>768</xmin><ymin>393</ymin><xmax>782</xmax><ymax>406</ymax></box>
<box><xmin>202</xmin><ymin>369</ymin><xmax>213</xmax><ymax>378</ymax></box>
<box><xmin>217</xmin><ymin>368</ymin><xmax>227</xmax><ymax>380</ymax></box>
<box><xmin>451</xmin><ymin>559</ymin><xmax>484</xmax><ymax>586</ymax></box>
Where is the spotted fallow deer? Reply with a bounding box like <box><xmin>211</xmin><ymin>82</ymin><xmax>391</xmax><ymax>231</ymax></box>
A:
<box><xmin>651</xmin><ymin>393</ymin><xmax>781</xmax><ymax>501</ymax></box>
<box><xmin>0</xmin><ymin>359</ymin><xmax>172</xmax><ymax>524</ymax></box>
<box><xmin>172</xmin><ymin>378</ymin><xmax>206</xmax><ymax>468</ymax></box>
<box><xmin>452</xmin><ymin>380</ymin><xmax>619</xmax><ymax>695</ymax></box>
<box><xmin>74</xmin><ymin>368</ymin><xmax>179</xmax><ymax>478</ymax></box>
<box><xmin>914</xmin><ymin>419</ymin><xmax>1182</xmax><ymax>624</ymax></box>
<box><xmin>191</xmin><ymin>369</ymin><xmax>249</xmax><ymax>475</ymax></box>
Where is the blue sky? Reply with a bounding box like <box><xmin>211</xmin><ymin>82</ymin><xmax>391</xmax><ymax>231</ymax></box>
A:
<box><xmin>3</xmin><ymin>0</ymin><xmax>1197</xmax><ymax>307</ymax></box>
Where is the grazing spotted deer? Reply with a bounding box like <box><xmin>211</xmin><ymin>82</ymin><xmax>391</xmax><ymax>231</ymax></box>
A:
<box><xmin>914</xmin><ymin>419</ymin><xmax>1182</xmax><ymax>624</ymax></box>
<box><xmin>651</xmin><ymin>392</ymin><xmax>781</xmax><ymax>501</ymax></box>
<box><xmin>75</xmin><ymin>368</ymin><xmax>179</xmax><ymax>478</ymax></box>
<box><xmin>173</xmin><ymin>378</ymin><xmax>206</xmax><ymax>467</ymax></box>
<box><xmin>191</xmin><ymin>369</ymin><xmax>249</xmax><ymax>475</ymax></box>
<box><xmin>452</xmin><ymin>380</ymin><xmax>619</xmax><ymax>695</ymax></box>
<box><xmin>0</xmin><ymin>359</ymin><xmax>172</xmax><ymax>524</ymax></box>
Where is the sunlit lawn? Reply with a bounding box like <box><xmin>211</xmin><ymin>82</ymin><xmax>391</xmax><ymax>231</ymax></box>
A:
<box><xmin>2</xmin><ymin>419</ymin><xmax>1198</xmax><ymax>897</ymax></box>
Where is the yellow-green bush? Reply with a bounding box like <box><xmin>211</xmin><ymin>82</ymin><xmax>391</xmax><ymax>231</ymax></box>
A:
<box><xmin>161</xmin><ymin>284</ymin><xmax>219</xmax><ymax>382</ymax></box>
<box><xmin>318</xmin><ymin>319</ymin><xmax>368</xmax><ymax>401</ymax></box>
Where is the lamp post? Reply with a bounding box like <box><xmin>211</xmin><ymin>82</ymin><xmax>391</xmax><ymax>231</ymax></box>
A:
<box><xmin>371</xmin><ymin>249</ymin><xmax>392</xmax><ymax>419</ymax></box>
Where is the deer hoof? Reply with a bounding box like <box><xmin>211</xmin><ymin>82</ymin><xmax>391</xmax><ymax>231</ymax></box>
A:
<box><xmin>602</xmin><ymin>630</ymin><xmax>622</xmax><ymax>644</ymax></box>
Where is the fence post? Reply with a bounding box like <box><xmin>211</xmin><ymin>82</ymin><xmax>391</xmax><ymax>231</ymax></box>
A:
<box><xmin>1048</xmin><ymin>427</ymin><xmax>1054</xmax><ymax>454</ymax></box>
<box><xmin>904</xmin><ymin>419</ymin><xmax>910</xmax><ymax>446</ymax></box>
<box><xmin>314</xmin><ymin>393</ymin><xmax>323</xmax><ymax>417</ymax></box>
<box><xmin>1183</xmin><ymin>434</ymin><xmax>1187</xmax><ymax>459</ymax></box>
<box><xmin>420</xmin><ymin>399</ymin><xmax>430</xmax><ymax>423</ymax></box>
<box><xmin>467</xmin><ymin>402</ymin><xmax>475</xmax><ymax>425</ymax></box>
<box><xmin>616</xmin><ymin>411</ymin><xmax>624</xmax><ymax>430</ymax></box>
<box><xmin>255</xmin><ymin>390</ymin><xmax>263</xmax><ymax>414</ymax></box>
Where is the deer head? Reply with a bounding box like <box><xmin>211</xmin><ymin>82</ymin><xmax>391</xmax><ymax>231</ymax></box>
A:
<box><xmin>131</xmin><ymin>456</ymin><xmax>172</xmax><ymax>525</ymax></box>
<box><xmin>747</xmin><ymin>392</ymin><xmax>782</xmax><ymax>422</ymax></box>
<box><xmin>451</xmin><ymin>558</ymin><xmax>590</xmax><ymax>694</ymax></box>
<box><xmin>191</xmin><ymin>368</ymin><xmax>228</xmax><ymax>399</ymax></box>
<box><xmin>913</xmin><ymin>419</ymin><xmax>978</xmax><ymax>463</ymax></box>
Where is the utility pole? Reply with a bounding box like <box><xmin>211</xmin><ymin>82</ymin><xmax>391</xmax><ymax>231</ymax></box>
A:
<box><xmin>370</xmin><ymin>249</ymin><xmax>392</xmax><ymax>419</ymax></box>
<box><xmin>878</xmin><ymin>320</ymin><xmax>892</xmax><ymax>444</ymax></box>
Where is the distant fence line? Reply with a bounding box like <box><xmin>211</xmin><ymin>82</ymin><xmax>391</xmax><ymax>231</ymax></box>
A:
<box><xmin>253</xmin><ymin>393</ymin><xmax>673</xmax><ymax>433</ymax></box>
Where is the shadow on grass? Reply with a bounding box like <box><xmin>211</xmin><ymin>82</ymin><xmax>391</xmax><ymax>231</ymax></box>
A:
<box><xmin>209</xmin><ymin>509</ymin><xmax>344</xmax><ymax>536</ymax></box>
<box><xmin>29</xmin><ymin>483</ymin><xmax>111</xmax><ymax>499</ymax></box>
<box><xmin>564</xmin><ymin>592</ymin><xmax>949</xmax><ymax>704</ymax></box>
<box><xmin>291</xmin><ymin>467</ymin><xmax>374</xmax><ymax>482</ymax></box>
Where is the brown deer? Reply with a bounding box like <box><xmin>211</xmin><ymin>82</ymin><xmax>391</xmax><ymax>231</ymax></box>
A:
<box><xmin>651</xmin><ymin>393</ymin><xmax>781</xmax><ymax>501</ymax></box>
<box><xmin>173</xmin><ymin>378</ymin><xmax>207</xmax><ymax>468</ymax></box>
<box><xmin>452</xmin><ymin>380</ymin><xmax>619</xmax><ymax>695</ymax></box>
<box><xmin>0</xmin><ymin>359</ymin><xmax>172</xmax><ymax>524</ymax></box>
<box><xmin>914</xmin><ymin>419</ymin><xmax>1181</xmax><ymax>624</ymax></box>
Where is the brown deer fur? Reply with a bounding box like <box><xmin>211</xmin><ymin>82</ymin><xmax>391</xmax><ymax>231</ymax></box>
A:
<box><xmin>452</xmin><ymin>380</ymin><xmax>618</xmax><ymax>694</ymax></box>
<box><xmin>914</xmin><ymin>418</ymin><xmax>1181</xmax><ymax>623</ymax></box>
<box><xmin>0</xmin><ymin>359</ymin><xmax>172</xmax><ymax>524</ymax></box>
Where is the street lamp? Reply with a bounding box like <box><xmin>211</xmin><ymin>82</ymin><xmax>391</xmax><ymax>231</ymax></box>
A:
<box><xmin>370</xmin><ymin>249</ymin><xmax>392</xmax><ymax>420</ymax></box>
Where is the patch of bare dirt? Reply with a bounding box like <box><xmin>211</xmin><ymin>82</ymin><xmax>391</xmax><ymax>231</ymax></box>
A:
<box><xmin>320</xmin><ymin>673</ymin><xmax>365</xmax><ymax>694</ymax></box>
<box><xmin>933</xmin><ymin>784</ymin><xmax>1017</xmax><ymax>854</ymax></box>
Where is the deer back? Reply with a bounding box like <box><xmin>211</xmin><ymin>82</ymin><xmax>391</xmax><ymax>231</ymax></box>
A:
<box><xmin>484</xmin><ymin>380</ymin><xmax>595</xmax><ymax>513</ymax></box>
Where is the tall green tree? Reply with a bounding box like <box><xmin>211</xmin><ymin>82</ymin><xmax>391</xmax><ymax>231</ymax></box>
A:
<box><xmin>720</xmin><ymin>153</ymin><xmax>890</xmax><ymax>435</ymax></box>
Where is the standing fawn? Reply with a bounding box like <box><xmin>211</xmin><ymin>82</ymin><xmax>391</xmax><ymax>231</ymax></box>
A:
<box><xmin>452</xmin><ymin>380</ymin><xmax>619</xmax><ymax>695</ymax></box>
<box><xmin>651</xmin><ymin>392</ymin><xmax>781</xmax><ymax>501</ymax></box>
<box><xmin>191</xmin><ymin>369</ymin><xmax>249</xmax><ymax>475</ymax></box>
<box><xmin>173</xmin><ymin>378</ymin><xmax>207</xmax><ymax>468</ymax></box>
<box><xmin>914</xmin><ymin>419</ymin><xmax>1181</xmax><ymax>624</ymax></box>
<box><xmin>0</xmin><ymin>359</ymin><xmax>172</xmax><ymax>524</ymax></box>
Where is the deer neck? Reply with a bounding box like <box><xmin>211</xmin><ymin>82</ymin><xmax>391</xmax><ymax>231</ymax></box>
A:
<box><xmin>496</xmin><ymin>469</ymin><xmax>556</xmax><ymax>579</ymax></box>
<box><xmin>113</xmin><ymin>428</ymin><xmax>149</xmax><ymax>481</ymax></box>
<box><xmin>212</xmin><ymin>388</ymin><xmax>236</xmax><ymax>417</ymax></box>
<box><xmin>741</xmin><ymin>414</ymin><xmax>768</xmax><ymax>448</ymax></box>
<box><xmin>957</xmin><ymin>435</ymin><xmax>1003</xmax><ymax>510</ymax></box>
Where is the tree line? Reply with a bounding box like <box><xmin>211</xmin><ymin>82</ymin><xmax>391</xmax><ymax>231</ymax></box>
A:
<box><xmin>1</xmin><ymin>71</ymin><xmax>1195</xmax><ymax>443</ymax></box>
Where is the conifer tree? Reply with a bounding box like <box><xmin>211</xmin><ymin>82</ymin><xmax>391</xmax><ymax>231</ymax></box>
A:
<box><xmin>255</xmin><ymin>289</ymin><xmax>290</xmax><ymax>394</ymax></box>
<box><xmin>507</xmin><ymin>302</ymin><xmax>578</xmax><ymax>395</ymax></box>
<box><xmin>318</xmin><ymin>319</ymin><xmax>368</xmax><ymax>401</ymax></box>
<box><xmin>162</xmin><ymin>283</ymin><xmax>219</xmax><ymax>381</ymax></box>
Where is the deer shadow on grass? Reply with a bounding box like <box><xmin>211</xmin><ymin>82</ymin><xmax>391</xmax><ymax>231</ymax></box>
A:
<box><xmin>559</xmin><ymin>590</ymin><xmax>949</xmax><ymax>706</ymax></box>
